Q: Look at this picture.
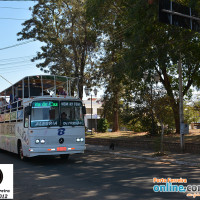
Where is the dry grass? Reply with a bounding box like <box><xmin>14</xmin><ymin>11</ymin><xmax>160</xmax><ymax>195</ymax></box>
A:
<box><xmin>86</xmin><ymin>129</ymin><xmax>200</xmax><ymax>143</ymax></box>
<box><xmin>86</xmin><ymin>131</ymin><xmax>156</xmax><ymax>141</ymax></box>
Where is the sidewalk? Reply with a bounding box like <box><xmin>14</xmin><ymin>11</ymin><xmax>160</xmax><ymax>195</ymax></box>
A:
<box><xmin>86</xmin><ymin>144</ymin><xmax>200</xmax><ymax>167</ymax></box>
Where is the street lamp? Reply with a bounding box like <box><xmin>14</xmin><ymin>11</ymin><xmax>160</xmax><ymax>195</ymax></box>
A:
<box><xmin>84</xmin><ymin>87</ymin><xmax>98</xmax><ymax>134</ymax></box>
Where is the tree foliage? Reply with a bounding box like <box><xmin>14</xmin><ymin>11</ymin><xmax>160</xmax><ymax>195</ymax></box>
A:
<box><xmin>18</xmin><ymin>0</ymin><xmax>200</xmax><ymax>134</ymax></box>
<box><xmin>97</xmin><ymin>118</ymin><xmax>109</xmax><ymax>133</ymax></box>
<box><xmin>18</xmin><ymin>0</ymin><xmax>99</xmax><ymax>99</ymax></box>
<box><xmin>86</xmin><ymin>0</ymin><xmax>200</xmax><ymax>133</ymax></box>
<box><xmin>86</xmin><ymin>0</ymin><xmax>129</xmax><ymax>131</ymax></box>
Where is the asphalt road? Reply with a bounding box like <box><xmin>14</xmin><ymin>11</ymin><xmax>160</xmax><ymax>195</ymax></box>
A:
<box><xmin>0</xmin><ymin>149</ymin><xmax>199</xmax><ymax>200</ymax></box>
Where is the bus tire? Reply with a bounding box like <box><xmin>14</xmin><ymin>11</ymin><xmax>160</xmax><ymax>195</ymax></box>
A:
<box><xmin>18</xmin><ymin>141</ymin><xmax>27</xmax><ymax>161</ymax></box>
<box><xmin>60</xmin><ymin>154</ymin><xmax>69</xmax><ymax>160</ymax></box>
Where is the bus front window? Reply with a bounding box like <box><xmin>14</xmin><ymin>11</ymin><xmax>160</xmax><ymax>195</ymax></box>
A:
<box><xmin>60</xmin><ymin>101</ymin><xmax>84</xmax><ymax>126</ymax></box>
<box><xmin>31</xmin><ymin>101</ymin><xmax>59</xmax><ymax>127</ymax></box>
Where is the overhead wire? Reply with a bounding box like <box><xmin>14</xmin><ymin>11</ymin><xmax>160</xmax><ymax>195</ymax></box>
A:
<box><xmin>0</xmin><ymin>66</ymin><xmax>36</xmax><ymax>72</ymax></box>
<box><xmin>0</xmin><ymin>62</ymin><xmax>39</xmax><ymax>72</ymax></box>
<box><xmin>0</xmin><ymin>62</ymin><xmax>35</xmax><ymax>69</ymax></box>
<box><xmin>0</xmin><ymin>0</ymin><xmax>36</xmax><ymax>1</ymax></box>
<box><xmin>0</xmin><ymin>55</ymin><xmax>35</xmax><ymax>62</ymax></box>
<box><xmin>0</xmin><ymin>66</ymin><xmax>34</xmax><ymax>72</ymax></box>
<box><xmin>0</xmin><ymin>40</ymin><xmax>35</xmax><ymax>51</ymax></box>
<box><xmin>0</xmin><ymin>59</ymin><xmax>34</xmax><ymax>66</ymax></box>
<box><xmin>0</xmin><ymin>17</ymin><xmax>28</xmax><ymax>20</ymax></box>
<box><xmin>0</xmin><ymin>67</ymin><xmax>38</xmax><ymax>74</ymax></box>
<box><xmin>0</xmin><ymin>6</ymin><xmax>29</xmax><ymax>10</ymax></box>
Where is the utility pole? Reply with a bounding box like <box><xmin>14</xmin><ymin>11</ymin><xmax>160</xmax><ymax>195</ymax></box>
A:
<box><xmin>178</xmin><ymin>58</ymin><xmax>184</xmax><ymax>151</ymax></box>
<box><xmin>91</xmin><ymin>94</ymin><xmax>93</xmax><ymax>134</ymax></box>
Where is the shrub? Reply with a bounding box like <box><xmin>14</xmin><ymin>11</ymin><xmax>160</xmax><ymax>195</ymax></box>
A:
<box><xmin>97</xmin><ymin>118</ymin><xmax>109</xmax><ymax>133</ymax></box>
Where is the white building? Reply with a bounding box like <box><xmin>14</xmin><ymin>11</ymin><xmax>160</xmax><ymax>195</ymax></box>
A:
<box><xmin>83</xmin><ymin>98</ymin><xmax>103</xmax><ymax>131</ymax></box>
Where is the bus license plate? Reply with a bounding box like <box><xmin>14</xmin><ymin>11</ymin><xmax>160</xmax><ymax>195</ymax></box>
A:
<box><xmin>57</xmin><ymin>147</ymin><xmax>67</xmax><ymax>151</ymax></box>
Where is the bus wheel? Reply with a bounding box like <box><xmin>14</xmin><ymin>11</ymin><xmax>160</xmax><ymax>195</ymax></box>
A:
<box><xmin>60</xmin><ymin>154</ymin><xmax>69</xmax><ymax>160</ymax></box>
<box><xmin>18</xmin><ymin>143</ymin><xmax>26</xmax><ymax>161</ymax></box>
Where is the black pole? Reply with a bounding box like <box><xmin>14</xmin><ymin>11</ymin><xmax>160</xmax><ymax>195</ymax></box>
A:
<box><xmin>91</xmin><ymin>94</ymin><xmax>93</xmax><ymax>134</ymax></box>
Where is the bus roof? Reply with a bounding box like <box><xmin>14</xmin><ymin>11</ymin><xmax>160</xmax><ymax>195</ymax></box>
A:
<box><xmin>0</xmin><ymin>75</ymin><xmax>79</xmax><ymax>99</ymax></box>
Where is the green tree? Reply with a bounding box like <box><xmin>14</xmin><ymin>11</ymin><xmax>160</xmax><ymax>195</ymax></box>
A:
<box><xmin>97</xmin><ymin>118</ymin><xmax>109</xmax><ymax>133</ymax></box>
<box><xmin>86</xmin><ymin>0</ymin><xmax>200</xmax><ymax>133</ymax></box>
<box><xmin>18</xmin><ymin>0</ymin><xmax>99</xmax><ymax>99</ymax></box>
<box><xmin>86</xmin><ymin>0</ymin><xmax>129</xmax><ymax>132</ymax></box>
<box><xmin>184</xmin><ymin>103</ymin><xmax>200</xmax><ymax>124</ymax></box>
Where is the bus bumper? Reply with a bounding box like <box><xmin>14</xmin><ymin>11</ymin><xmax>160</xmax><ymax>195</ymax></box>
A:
<box><xmin>26</xmin><ymin>145</ymin><xmax>85</xmax><ymax>157</ymax></box>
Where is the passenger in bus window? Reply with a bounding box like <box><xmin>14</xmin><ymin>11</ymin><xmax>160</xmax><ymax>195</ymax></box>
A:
<box><xmin>7</xmin><ymin>101</ymin><xmax>12</xmax><ymax>112</ymax></box>
<box><xmin>0</xmin><ymin>98</ymin><xmax>6</xmax><ymax>114</ymax></box>
<box><xmin>18</xmin><ymin>98</ymin><xmax>22</xmax><ymax>109</ymax></box>
<box><xmin>61</xmin><ymin>112</ymin><xmax>67</xmax><ymax>120</ymax></box>
<box><xmin>58</xmin><ymin>88</ymin><xmax>66</xmax><ymax>95</ymax></box>
<box><xmin>12</xmin><ymin>96</ymin><xmax>18</xmax><ymax>111</ymax></box>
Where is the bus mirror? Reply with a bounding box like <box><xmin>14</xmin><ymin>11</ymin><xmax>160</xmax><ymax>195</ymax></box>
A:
<box><xmin>25</xmin><ymin>106</ymin><xmax>31</xmax><ymax>115</ymax></box>
<box><xmin>82</xmin><ymin>106</ymin><xmax>86</xmax><ymax>115</ymax></box>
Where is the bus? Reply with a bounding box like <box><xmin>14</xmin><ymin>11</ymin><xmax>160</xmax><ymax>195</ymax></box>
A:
<box><xmin>0</xmin><ymin>75</ymin><xmax>86</xmax><ymax>160</ymax></box>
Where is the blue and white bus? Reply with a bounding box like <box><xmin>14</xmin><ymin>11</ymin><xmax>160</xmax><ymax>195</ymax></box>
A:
<box><xmin>0</xmin><ymin>75</ymin><xmax>86</xmax><ymax>160</ymax></box>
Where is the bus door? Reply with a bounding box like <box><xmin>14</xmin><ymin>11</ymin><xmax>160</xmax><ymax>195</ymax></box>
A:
<box><xmin>22</xmin><ymin>106</ymin><xmax>31</xmax><ymax>150</ymax></box>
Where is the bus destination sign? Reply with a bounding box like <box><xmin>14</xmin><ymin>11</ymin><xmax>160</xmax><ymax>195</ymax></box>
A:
<box><xmin>32</xmin><ymin>101</ymin><xmax>58</xmax><ymax>108</ymax></box>
<box><xmin>61</xmin><ymin>101</ymin><xmax>82</xmax><ymax>107</ymax></box>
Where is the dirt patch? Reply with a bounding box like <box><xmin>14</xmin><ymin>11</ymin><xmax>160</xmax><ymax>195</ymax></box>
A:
<box><xmin>86</xmin><ymin>130</ymin><xmax>200</xmax><ymax>144</ymax></box>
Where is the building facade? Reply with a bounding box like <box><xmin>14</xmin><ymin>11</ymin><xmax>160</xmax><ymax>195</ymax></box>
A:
<box><xmin>83</xmin><ymin>98</ymin><xmax>103</xmax><ymax>131</ymax></box>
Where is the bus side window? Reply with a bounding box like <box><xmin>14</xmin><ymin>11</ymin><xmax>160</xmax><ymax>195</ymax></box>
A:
<box><xmin>24</xmin><ymin>108</ymin><xmax>30</xmax><ymax>128</ymax></box>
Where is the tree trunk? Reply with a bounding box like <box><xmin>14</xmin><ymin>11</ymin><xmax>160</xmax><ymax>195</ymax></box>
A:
<box><xmin>157</xmin><ymin>67</ymin><xmax>180</xmax><ymax>134</ymax></box>
<box><xmin>79</xmin><ymin>74</ymin><xmax>84</xmax><ymax>100</ymax></box>
<box><xmin>112</xmin><ymin>91</ymin><xmax>120</xmax><ymax>132</ymax></box>
<box><xmin>112</xmin><ymin>109</ymin><xmax>119</xmax><ymax>132</ymax></box>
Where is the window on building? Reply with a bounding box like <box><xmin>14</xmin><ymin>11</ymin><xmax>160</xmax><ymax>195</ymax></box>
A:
<box><xmin>97</xmin><ymin>108</ymin><xmax>103</xmax><ymax>115</ymax></box>
<box><xmin>86</xmin><ymin>108</ymin><xmax>93</xmax><ymax>114</ymax></box>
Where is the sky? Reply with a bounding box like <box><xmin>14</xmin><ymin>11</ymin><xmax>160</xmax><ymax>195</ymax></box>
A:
<box><xmin>0</xmin><ymin>1</ymin><xmax>47</xmax><ymax>91</ymax></box>
<box><xmin>0</xmin><ymin>0</ymin><xmax>103</xmax><ymax>99</ymax></box>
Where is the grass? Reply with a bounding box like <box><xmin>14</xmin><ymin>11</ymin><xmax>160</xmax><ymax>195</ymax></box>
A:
<box><xmin>86</xmin><ymin>131</ymin><xmax>148</xmax><ymax>140</ymax></box>
<box><xmin>86</xmin><ymin>130</ymin><xmax>200</xmax><ymax>144</ymax></box>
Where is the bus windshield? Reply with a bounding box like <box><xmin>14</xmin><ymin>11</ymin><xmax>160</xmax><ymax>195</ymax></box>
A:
<box><xmin>60</xmin><ymin>101</ymin><xmax>84</xmax><ymax>126</ymax></box>
<box><xmin>31</xmin><ymin>101</ymin><xmax>59</xmax><ymax>127</ymax></box>
<box><xmin>31</xmin><ymin>100</ymin><xmax>84</xmax><ymax>127</ymax></box>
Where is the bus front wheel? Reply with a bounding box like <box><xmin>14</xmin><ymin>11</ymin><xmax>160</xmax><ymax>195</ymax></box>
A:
<box><xmin>18</xmin><ymin>142</ymin><xmax>26</xmax><ymax>161</ymax></box>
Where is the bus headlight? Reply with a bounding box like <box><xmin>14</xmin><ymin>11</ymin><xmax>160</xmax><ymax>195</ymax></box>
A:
<box><xmin>35</xmin><ymin>139</ymin><xmax>40</xmax><ymax>144</ymax></box>
<box><xmin>76</xmin><ymin>138</ymin><xmax>84</xmax><ymax>142</ymax></box>
<box><xmin>41</xmin><ymin>139</ymin><xmax>45</xmax><ymax>144</ymax></box>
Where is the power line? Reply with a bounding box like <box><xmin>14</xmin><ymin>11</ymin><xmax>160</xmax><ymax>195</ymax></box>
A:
<box><xmin>0</xmin><ymin>17</ymin><xmax>27</xmax><ymax>20</ymax></box>
<box><xmin>0</xmin><ymin>55</ymin><xmax>34</xmax><ymax>62</ymax></box>
<box><xmin>0</xmin><ymin>75</ymin><xmax>12</xmax><ymax>85</ymax></box>
<box><xmin>0</xmin><ymin>61</ymin><xmax>33</xmax><ymax>68</ymax></box>
<box><xmin>0</xmin><ymin>6</ymin><xmax>29</xmax><ymax>10</ymax></box>
<box><xmin>0</xmin><ymin>0</ymin><xmax>36</xmax><ymax>1</ymax></box>
<box><xmin>0</xmin><ymin>57</ymin><xmax>35</xmax><ymax>65</ymax></box>
<box><xmin>0</xmin><ymin>66</ymin><xmax>38</xmax><ymax>74</ymax></box>
<box><xmin>0</xmin><ymin>65</ymin><xmax>36</xmax><ymax>71</ymax></box>
<box><xmin>0</xmin><ymin>40</ymin><xmax>35</xmax><ymax>51</ymax></box>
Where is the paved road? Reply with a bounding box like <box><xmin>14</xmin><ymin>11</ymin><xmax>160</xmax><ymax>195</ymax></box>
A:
<box><xmin>0</xmin><ymin>149</ymin><xmax>199</xmax><ymax>200</ymax></box>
